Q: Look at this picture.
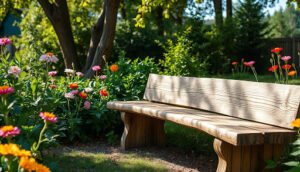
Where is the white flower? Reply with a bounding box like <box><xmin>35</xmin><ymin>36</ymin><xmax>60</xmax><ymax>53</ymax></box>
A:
<box><xmin>8</xmin><ymin>66</ymin><xmax>21</xmax><ymax>77</ymax></box>
<box><xmin>84</xmin><ymin>87</ymin><xmax>93</xmax><ymax>93</ymax></box>
<box><xmin>39</xmin><ymin>53</ymin><xmax>59</xmax><ymax>63</ymax></box>
<box><xmin>64</xmin><ymin>92</ymin><xmax>75</xmax><ymax>99</ymax></box>
<box><xmin>64</xmin><ymin>69</ymin><xmax>75</xmax><ymax>74</ymax></box>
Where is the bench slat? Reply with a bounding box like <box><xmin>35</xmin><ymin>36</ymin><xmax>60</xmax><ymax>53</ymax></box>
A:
<box><xmin>107</xmin><ymin>101</ymin><xmax>296</xmax><ymax>146</ymax></box>
<box><xmin>143</xmin><ymin>74</ymin><xmax>300</xmax><ymax>129</ymax></box>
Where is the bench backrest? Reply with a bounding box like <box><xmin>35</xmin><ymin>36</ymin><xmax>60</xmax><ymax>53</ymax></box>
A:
<box><xmin>143</xmin><ymin>74</ymin><xmax>300</xmax><ymax>129</ymax></box>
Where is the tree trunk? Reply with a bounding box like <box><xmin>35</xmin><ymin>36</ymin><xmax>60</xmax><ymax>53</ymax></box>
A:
<box><xmin>156</xmin><ymin>7</ymin><xmax>164</xmax><ymax>36</ymax></box>
<box><xmin>226</xmin><ymin>0</ymin><xmax>232</xmax><ymax>20</ymax></box>
<box><xmin>83</xmin><ymin>2</ymin><xmax>106</xmax><ymax>72</ymax></box>
<box><xmin>213</xmin><ymin>0</ymin><xmax>223</xmax><ymax>28</ymax></box>
<box><xmin>85</xmin><ymin>0</ymin><xmax>121</xmax><ymax>78</ymax></box>
<box><xmin>37</xmin><ymin>0</ymin><xmax>79</xmax><ymax>70</ymax></box>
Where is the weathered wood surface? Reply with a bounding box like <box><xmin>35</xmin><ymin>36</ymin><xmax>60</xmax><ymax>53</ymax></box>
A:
<box><xmin>213</xmin><ymin>138</ymin><xmax>284</xmax><ymax>172</ymax></box>
<box><xmin>121</xmin><ymin>112</ymin><xmax>165</xmax><ymax>150</ymax></box>
<box><xmin>143</xmin><ymin>74</ymin><xmax>300</xmax><ymax>129</ymax></box>
<box><xmin>107</xmin><ymin>101</ymin><xmax>296</xmax><ymax>146</ymax></box>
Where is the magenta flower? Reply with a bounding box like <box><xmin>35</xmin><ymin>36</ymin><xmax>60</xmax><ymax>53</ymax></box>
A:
<box><xmin>0</xmin><ymin>86</ymin><xmax>14</xmax><ymax>95</ymax></box>
<box><xmin>8</xmin><ymin>66</ymin><xmax>21</xmax><ymax>77</ymax></box>
<box><xmin>0</xmin><ymin>126</ymin><xmax>21</xmax><ymax>138</ymax></box>
<box><xmin>48</xmin><ymin>71</ymin><xmax>58</xmax><ymax>77</ymax></box>
<box><xmin>92</xmin><ymin>65</ymin><xmax>101</xmax><ymax>71</ymax></box>
<box><xmin>99</xmin><ymin>75</ymin><xmax>107</xmax><ymax>81</ymax></box>
<box><xmin>39</xmin><ymin>53</ymin><xmax>59</xmax><ymax>63</ymax></box>
<box><xmin>243</xmin><ymin>61</ymin><xmax>255</xmax><ymax>67</ymax></box>
<box><xmin>0</xmin><ymin>38</ymin><xmax>12</xmax><ymax>46</ymax></box>
<box><xmin>281</xmin><ymin>56</ymin><xmax>291</xmax><ymax>62</ymax></box>
<box><xmin>39</xmin><ymin>112</ymin><xmax>58</xmax><ymax>123</ymax></box>
<box><xmin>84</xmin><ymin>101</ymin><xmax>91</xmax><ymax>110</ymax></box>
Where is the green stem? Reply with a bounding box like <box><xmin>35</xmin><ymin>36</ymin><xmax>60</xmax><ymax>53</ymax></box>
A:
<box><xmin>34</xmin><ymin>121</ymin><xmax>48</xmax><ymax>151</ymax></box>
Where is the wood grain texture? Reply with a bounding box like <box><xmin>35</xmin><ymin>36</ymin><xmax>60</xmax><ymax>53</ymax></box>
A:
<box><xmin>107</xmin><ymin>101</ymin><xmax>296</xmax><ymax>146</ymax></box>
<box><xmin>143</xmin><ymin>74</ymin><xmax>300</xmax><ymax>129</ymax></box>
<box><xmin>121</xmin><ymin>112</ymin><xmax>165</xmax><ymax>150</ymax></box>
<box><xmin>213</xmin><ymin>139</ymin><xmax>283</xmax><ymax>172</ymax></box>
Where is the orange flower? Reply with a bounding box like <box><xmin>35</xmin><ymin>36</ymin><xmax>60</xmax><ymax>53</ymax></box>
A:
<box><xmin>291</xmin><ymin>118</ymin><xmax>300</xmax><ymax>128</ymax></box>
<box><xmin>0</xmin><ymin>144</ymin><xmax>31</xmax><ymax>157</ymax></box>
<box><xmin>69</xmin><ymin>83</ymin><xmax>78</xmax><ymax>89</ymax></box>
<box><xmin>231</xmin><ymin>61</ymin><xmax>238</xmax><ymax>65</ymax></box>
<box><xmin>40</xmin><ymin>112</ymin><xmax>58</xmax><ymax>123</ymax></box>
<box><xmin>20</xmin><ymin>157</ymin><xmax>50</xmax><ymax>172</ymax></box>
<box><xmin>271</xmin><ymin>47</ymin><xmax>283</xmax><ymax>54</ymax></box>
<box><xmin>288</xmin><ymin>70</ymin><xmax>297</xmax><ymax>76</ymax></box>
<box><xmin>0</xmin><ymin>125</ymin><xmax>21</xmax><ymax>138</ymax></box>
<box><xmin>99</xmin><ymin>89</ymin><xmax>109</xmax><ymax>97</ymax></box>
<box><xmin>282</xmin><ymin>64</ymin><xmax>291</xmax><ymax>70</ymax></box>
<box><xmin>110</xmin><ymin>64</ymin><xmax>118</xmax><ymax>72</ymax></box>
<box><xmin>79</xmin><ymin>91</ymin><xmax>88</xmax><ymax>99</ymax></box>
<box><xmin>49</xmin><ymin>84</ymin><xmax>57</xmax><ymax>89</ymax></box>
<box><xmin>0</xmin><ymin>86</ymin><xmax>14</xmax><ymax>95</ymax></box>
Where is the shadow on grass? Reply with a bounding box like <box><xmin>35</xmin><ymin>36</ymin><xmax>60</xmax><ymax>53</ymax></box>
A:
<box><xmin>46</xmin><ymin>150</ymin><xmax>167</xmax><ymax>172</ymax></box>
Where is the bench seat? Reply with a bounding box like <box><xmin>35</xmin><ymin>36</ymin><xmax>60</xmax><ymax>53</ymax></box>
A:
<box><xmin>108</xmin><ymin>101</ymin><xmax>296</xmax><ymax>146</ymax></box>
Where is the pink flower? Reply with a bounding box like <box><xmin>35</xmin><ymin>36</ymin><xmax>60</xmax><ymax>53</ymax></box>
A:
<box><xmin>0</xmin><ymin>86</ymin><xmax>14</xmax><ymax>95</ymax></box>
<box><xmin>76</xmin><ymin>72</ymin><xmax>84</xmax><ymax>77</ymax></box>
<box><xmin>39</xmin><ymin>53</ymin><xmax>59</xmax><ymax>63</ymax></box>
<box><xmin>84</xmin><ymin>87</ymin><xmax>93</xmax><ymax>93</ymax></box>
<box><xmin>48</xmin><ymin>71</ymin><xmax>57</xmax><ymax>77</ymax></box>
<box><xmin>0</xmin><ymin>126</ymin><xmax>20</xmax><ymax>138</ymax></box>
<box><xmin>39</xmin><ymin>112</ymin><xmax>58</xmax><ymax>123</ymax></box>
<box><xmin>92</xmin><ymin>65</ymin><xmax>101</xmax><ymax>71</ymax></box>
<box><xmin>99</xmin><ymin>75</ymin><xmax>107</xmax><ymax>81</ymax></box>
<box><xmin>281</xmin><ymin>56</ymin><xmax>291</xmax><ymax>62</ymax></box>
<box><xmin>0</xmin><ymin>38</ymin><xmax>12</xmax><ymax>46</ymax></box>
<box><xmin>84</xmin><ymin>101</ymin><xmax>91</xmax><ymax>110</ymax></box>
<box><xmin>70</xmin><ymin>90</ymin><xmax>79</xmax><ymax>95</ymax></box>
<box><xmin>243</xmin><ymin>61</ymin><xmax>255</xmax><ymax>67</ymax></box>
<box><xmin>64</xmin><ymin>92</ymin><xmax>75</xmax><ymax>99</ymax></box>
<box><xmin>8</xmin><ymin>66</ymin><xmax>21</xmax><ymax>77</ymax></box>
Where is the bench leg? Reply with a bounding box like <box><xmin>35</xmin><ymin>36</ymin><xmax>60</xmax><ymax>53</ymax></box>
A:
<box><xmin>213</xmin><ymin>138</ymin><xmax>284</xmax><ymax>172</ymax></box>
<box><xmin>121</xmin><ymin>112</ymin><xmax>165</xmax><ymax>150</ymax></box>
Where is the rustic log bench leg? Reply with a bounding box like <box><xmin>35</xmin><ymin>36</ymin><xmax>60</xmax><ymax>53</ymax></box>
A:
<box><xmin>213</xmin><ymin>138</ymin><xmax>284</xmax><ymax>172</ymax></box>
<box><xmin>121</xmin><ymin>112</ymin><xmax>165</xmax><ymax>150</ymax></box>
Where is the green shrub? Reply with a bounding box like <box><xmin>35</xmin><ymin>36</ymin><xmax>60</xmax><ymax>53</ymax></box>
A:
<box><xmin>160</xmin><ymin>28</ymin><xmax>208</xmax><ymax>77</ymax></box>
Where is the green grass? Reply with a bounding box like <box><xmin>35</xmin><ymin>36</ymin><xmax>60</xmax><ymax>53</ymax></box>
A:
<box><xmin>46</xmin><ymin>149</ymin><xmax>167</xmax><ymax>172</ymax></box>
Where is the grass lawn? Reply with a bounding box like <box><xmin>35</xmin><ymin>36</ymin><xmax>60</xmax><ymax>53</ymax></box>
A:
<box><xmin>45</xmin><ymin>146</ymin><xmax>168</xmax><ymax>172</ymax></box>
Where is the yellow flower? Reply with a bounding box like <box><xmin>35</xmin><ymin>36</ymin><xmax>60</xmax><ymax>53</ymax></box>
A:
<box><xmin>0</xmin><ymin>143</ymin><xmax>31</xmax><ymax>157</ymax></box>
<box><xmin>291</xmin><ymin>119</ymin><xmax>300</xmax><ymax>128</ymax></box>
<box><xmin>20</xmin><ymin>157</ymin><xmax>50</xmax><ymax>172</ymax></box>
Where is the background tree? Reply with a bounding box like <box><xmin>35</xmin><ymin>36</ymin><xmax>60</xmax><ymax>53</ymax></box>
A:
<box><xmin>268</xmin><ymin>5</ymin><xmax>300</xmax><ymax>37</ymax></box>
<box><xmin>234</xmin><ymin>0</ymin><xmax>271</xmax><ymax>72</ymax></box>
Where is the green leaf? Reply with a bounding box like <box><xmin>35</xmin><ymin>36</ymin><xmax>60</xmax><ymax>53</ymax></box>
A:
<box><xmin>284</xmin><ymin>161</ymin><xmax>300</xmax><ymax>167</ymax></box>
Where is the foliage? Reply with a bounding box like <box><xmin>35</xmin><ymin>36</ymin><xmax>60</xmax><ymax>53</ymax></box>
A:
<box><xmin>15</xmin><ymin>1</ymin><xmax>100</xmax><ymax>71</ymax></box>
<box><xmin>268</xmin><ymin>4</ymin><xmax>300</xmax><ymax>38</ymax></box>
<box><xmin>113</xmin><ymin>20</ymin><xmax>164</xmax><ymax>60</ymax></box>
<box><xmin>234</xmin><ymin>0</ymin><xmax>271</xmax><ymax>73</ymax></box>
<box><xmin>159</xmin><ymin>27</ymin><xmax>209</xmax><ymax>77</ymax></box>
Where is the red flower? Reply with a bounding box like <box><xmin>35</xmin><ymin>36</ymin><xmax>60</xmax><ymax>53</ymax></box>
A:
<box><xmin>99</xmin><ymin>89</ymin><xmax>109</xmax><ymax>97</ymax></box>
<box><xmin>69</xmin><ymin>83</ymin><xmax>78</xmax><ymax>90</ymax></box>
<box><xmin>271</xmin><ymin>47</ymin><xmax>283</xmax><ymax>54</ymax></box>
<box><xmin>231</xmin><ymin>61</ymin><xmax>238</xmax><ymax>65</ymax></box>
<box><xmin>79</xmin><ymin>91</ymin><xmax>88</xmax><ymax>99</ymax></box>
<box><xmin>268</xmin><ymin>65</ymin><xmax>278</xmax><ymax>72</ymax></box>
<box><xmin>282</xmin><ymin>64</ymin><xmax>291</xmax><ymax>70</ymax></box>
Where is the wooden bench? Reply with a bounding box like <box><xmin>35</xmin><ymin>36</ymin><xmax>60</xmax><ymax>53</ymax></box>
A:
<box><xmin>107</xmin><ymin>74</ymin><xmax>300</xmax><ymax>172</ymax></box>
